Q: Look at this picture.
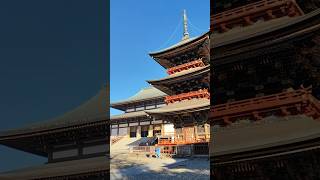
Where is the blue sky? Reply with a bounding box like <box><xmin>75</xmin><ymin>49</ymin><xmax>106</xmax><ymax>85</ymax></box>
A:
<box><xmin>110</xmin><ymin>0</ymin><xmax>210</xmax><ymax>115</ymax></box>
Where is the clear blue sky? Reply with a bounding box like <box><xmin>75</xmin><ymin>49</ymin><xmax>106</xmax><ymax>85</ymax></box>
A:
<box><xmin>110</xmin><ymin>0</ymin><xmax>210</xmax><ymax>115</ymax></box>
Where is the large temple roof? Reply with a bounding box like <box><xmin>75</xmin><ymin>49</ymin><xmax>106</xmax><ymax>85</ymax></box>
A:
<box><xmin>0</xmin><ymin>87</ymin><xmax>107</xmax><ymax>138</ymax></box>
<box><xmin>110</xmin><ymin>86</ymin><xmax>167</xmax><ymax>111</ymax></box>
<box><xmin>211</xmin><ymin>115</ymin><xmax>320</xmax><ymax>157</ymax></box>
<box><xmin>0</xmin><ymin>156</ymin><xmax>108</xmax><ymax>179</ymax></box>
<box><xmin>212</xmin><ymin>8</ymin><xmax>320</xmax><ymax>49</ymax></box>
<box><xmin>145</xmin><ymin>98</ymin><xmax>210</xmax><ymax>115</ymax></box>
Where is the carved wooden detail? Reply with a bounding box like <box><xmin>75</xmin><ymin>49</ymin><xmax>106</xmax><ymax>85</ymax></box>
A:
<box><xmin>211</xmin><ymin>0</ymin><xmax>304</xmax><ymax>32</ymax></box>
<box><xmin>166</xmin><ymin>59</ymin><xmax>205</xmax><ymax>75</ymax></box>
<box><xmin>165</xmin><ymin>89</ymin><xmax>210</xmax><ymax>104</ymax></box>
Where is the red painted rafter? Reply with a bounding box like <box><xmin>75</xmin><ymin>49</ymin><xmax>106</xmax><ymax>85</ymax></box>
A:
<box><xmin>210</xmin><ymin>87</ymin><xmax>320</xmax><ymax>124</ymax></box>
<box><xmin>165</xmin><ymin>89</ymin><xmax>210</xmax><ymax>104</ymax></box>
<box><xmin>166</xmin><ymin>59</ymin><xmax>205</xmax><ymax>75</ymax></box>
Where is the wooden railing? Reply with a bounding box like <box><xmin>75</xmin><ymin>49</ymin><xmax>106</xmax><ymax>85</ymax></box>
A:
<box><xmin>210</xmin><ymin>87</ymin><xmax>320</xmax><ymax>124</ymax></box>
<box><xmin>157</xmin><ymin>137</ymin><xmax>210</xmax><ymax>145</ymax></box>
<box><xmin>130</xmin><ymin>146</ymin><xmax>155</xmax><ymax>153</ymax></box>
<box><xmin>110</xmin><ymin>136</ymin><xmax>124</xmax><ymax>145</ymax></box>
<box><xmin>167</xmin><ymin>59</ymin><xmax>205</xmax><ymax>75</ymax></box>
<box><xmin>165</xmin><ymin>89</ymin><xmax>210</xmax><ymax>104</ymax></box>
<box><xmin>211</xmin><ymin>0</ymin><xmax>304</xmax><ymax>32</ymax></box>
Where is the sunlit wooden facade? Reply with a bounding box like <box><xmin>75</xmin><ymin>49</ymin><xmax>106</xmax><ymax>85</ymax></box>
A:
<box><xmin>210</xmin><ymin>0</ymin><xmax>320</xmax><ymax>179</ymax></box>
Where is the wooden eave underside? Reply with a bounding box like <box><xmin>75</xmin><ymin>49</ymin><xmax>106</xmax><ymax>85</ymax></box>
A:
<box><xmin>210</xmin><ymin>115</ymin><xmax>320</xmax><ymax>163</ymax></box>
<box><xmin>211</xmin><ymin>9</ymin><xmax>320</xmax><ymax>65</ymax></box>
<box><xmin>147</xmin><ymin>66</ymin><xmax>210</xmax><ymax>95</ymax></box>
<box><xmin>150</xmin><ymin>34</ymin><xmax>209</xmax><ymax>69</ymax></box>
<box><xmin>0</xmin><ymin>120</ymin><xmax>108</xmax><ymax>141</ymax></box>
<box><xmin>145</xmin><ymin>98</ymin><xmax>210</xmax><ymax>116</ymax></box>
<box><xmin>150</xmin><ymin>33</ymin><xmax>208</xmax><ymax>57</ymax></box>
<box><xmin>212</xmin><ymin>137</ymin><xmax>320</xmax><ymax>165</ymax></box>
<box><xmin>0</xmin><ymin>120</ymin><xmax>108</xmax><ymax>156</ymax></box>
<box><xmin>0</xmin><ymin>156</ymin><xmax>109</xmax><ymax>180</ymax></box>
<box><xmin>110</xmin><ymin>96</ymin><xmax>165</xmax><ymax>111</ymax></box>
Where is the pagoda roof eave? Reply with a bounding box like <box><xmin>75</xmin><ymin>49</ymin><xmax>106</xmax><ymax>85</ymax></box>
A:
<box><xmin>149</xmin><ymin>32</ymin><xmax>209</xmax><ymax>69</ymax></box>
<box><xmin>211</xmin><ymin>115</ymin><xmax>320</xmax><ymax>157</ymax></box>
<box><xmin>149</xmin><ymin>32</ymin><xmax>209</xmax><ymax>56</ymax></box>
<box><xmin>147</xmin><ymin>65</ymin><xmax>210</xmax><ymax>95</ymax></box>
<box><xmin>212</xmin><ymin>8</ymin><xmax>320</xmax><ymax>49</ymax></box>
<box><xmin>147</xmin><ymin>65</ymin><xmax>210</xmax><ymax>83</ymax></box>
<box><xmin>145</xmin><ymin>98</ymin><xmax>210</xmax><ymax>116</ymax></box>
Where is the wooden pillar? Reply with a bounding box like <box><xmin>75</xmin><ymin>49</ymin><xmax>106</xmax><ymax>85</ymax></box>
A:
<box><xmin>204</xmin><ymin>123</ymin><xmax>209</xmax><ymax>140</ymax></box>
<box><xmin>161</xmin><ymin>123</ymin><xmax>164</xmax><ymax>136</ymax></box>
<box><xmin>194</xmin><ymin>125</ymin><xmax>198</xmax><ymax>142</ymax></box>
<box><xmin>136</xmin><ymin>126</ymin><xmax>141</xmax><ymax>138</ymax></box>
<box><xmin>127</xmin><ymin>127</ymin><xmax>130</xmax><ymax>138</ymax></box>
<box><xmin>148</xmin><ymin>125</ymin><xmax>153</xmax><ymax>137</ymax></box>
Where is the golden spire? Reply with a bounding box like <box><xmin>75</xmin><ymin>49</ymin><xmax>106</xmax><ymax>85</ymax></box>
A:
<box><xmin>182</xmin><ymin>9</ymin><xmax>190</xmax><ymax>41</ymax></box>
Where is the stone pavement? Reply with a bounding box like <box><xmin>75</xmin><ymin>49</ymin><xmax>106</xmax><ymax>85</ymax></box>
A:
<box><xmin>110</xmin><ymin>156</ymin><xmax>210</xmax><ymax>180</ymax></box>
<box><xmin>110</xmin><ymin>137</ymin><xmax>209</xmax><ymax>179</ymax></box>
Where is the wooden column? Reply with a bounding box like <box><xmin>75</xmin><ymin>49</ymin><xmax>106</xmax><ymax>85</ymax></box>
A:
<box><xmin>148</xmin><ymin>125</ymin><xmax>153</xmax><ymax>137</ymax></box>
<box><xmin>117</xmin><ymin>124</ymin><xmax>120</xmax><ymax>136</ymax></box>
<box><xmin>194</xmin><ymin>125</ymin><xmax>198</xmax><ymax>142</ymax></box>
<box><xmin>136</xmin><ymin>126</ymin><xmax>141</xmax><ymax>138</ymax></box>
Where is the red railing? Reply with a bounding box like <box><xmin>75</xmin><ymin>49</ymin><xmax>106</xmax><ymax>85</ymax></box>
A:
<box><xmin>157</xmin><ymin>136</ymin><xmax>210</xmax><ymax>145</ymax></box>
<box><xmin>130</xmin><ymin>146</ymin><xmax>156</xmax><ymax>153</ymax></box>
<box><xmin>210</xmin><ymin>87</ymin><xmax>320</xmax><ymax>124</ymax></box>
<box><xmin>111</xmin><ymin>136</ymin><xmax>124</xmax><ymax>145</ymax></box>
<box><xmin>167</xmin><ymin>59</ymin><xmax>205</xmax><ymax>75</ymax></box>
<box><xmin>165</xmin><ymin>89</ymin><xmax>210</xmax><ymax>104</ymax></box>
<box><xmin>211</xmin><ymin>0</ymin><xmax>304</xmax><ymax>32</ymax></box>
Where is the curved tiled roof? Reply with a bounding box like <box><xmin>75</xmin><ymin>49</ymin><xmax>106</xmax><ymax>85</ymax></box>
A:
<box><xmin>211</xmin><ymin>115</ymin><xmax>320</xmax><ymax>156</ymax></box>
<box><xmin>149</xmin><ymin>33</ymin><xmax>209</xmax><ymax>69</ymax></box>
<box><xmin>110</xmin><ymin>86</ymin><xmax>167</xmax><ymax>109</ymax></box>
<box><xmin>110</xmin><ymin>111</ymin><xmax>148</xmax><ymax>121</ymax></box>
<box><xmin>149</xmin><ymin>36</ymin><xmax>198</xmax><ymax>55</ymax></box>
<box><xmin>212</xmin><ymin>8</ymin><xmax>320</xmax><ymax>48</ymax></box>
<box><xmin>147</xmin><ymin>65</ymin><xmax>210</xmax><ymax>95</ymax></box>
<box><xmin>0</xmin><ymin>88</ymin><xmax>107</xmax><ymax>138</ymax></box>
<box><xmin>145</xmin><ymin>98</ymin><xmax>210</xmax><ymax>115</ymax></box>
<box><xmin>147</xmin><ymin>65</ymin><xmax>209</xmax><ymax>83</ymax></box>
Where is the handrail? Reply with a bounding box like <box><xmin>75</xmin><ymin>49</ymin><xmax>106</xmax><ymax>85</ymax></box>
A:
<box><xmin>166</xmin><ymin>59</ymin><xmax>205</xmax><ymax>75</ymax></box>
<box><xmin>212</xmin><ymin>88</ymin><xmax>311</xmax><ymax>113</ymax></box>
<box><xmin>165</xmin><ymin>89</ymin><xmax>210</xmax><ymax>104</ymax></box>
<box><xmin>209</xmin><ymin>87</ymin><xmax>320</xmax><ymax>122</ymax></box>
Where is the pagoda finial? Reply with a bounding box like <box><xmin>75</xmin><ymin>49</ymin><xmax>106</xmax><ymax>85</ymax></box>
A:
<box><xmin>182</xmin><ymin>9</ymin><xmax>190</xmax><ymax>41</ymax></box>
